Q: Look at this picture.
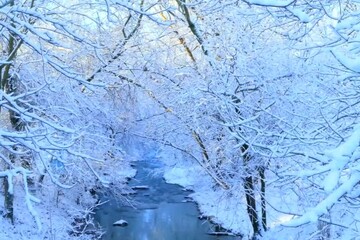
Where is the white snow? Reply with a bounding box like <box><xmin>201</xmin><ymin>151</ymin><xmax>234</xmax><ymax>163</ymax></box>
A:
<box><xmin>245</xmin><ymin>0</ymin><xmax>294</xmax><ymax>7</ymax></box>
<box><xmin>163</xmin><ymin>160</ymin><xmax>252</xmax><ymax>238</ymax></box>
<box><xmin>331</xmin><ymin>50</ymin><xmax>360</xmax><ymax>73</ymax></box>
<box><xmin>113</xmin><ymin>219</ymin><xmax>128</xmax><ymax>226</ymax></box>
<box><xmin>288</xmin><ymin>7</ymin><xmax>311</xmax><ymax>23</ymax></box>
<box><xmin>335</xmin><ymin>17</ymin><xmax>360</xmax><ymax>30</ymax></box>
<box><xmin>323</xmin><ymin>124</ymin><xmax>360</xmax><ymax>192</ymax></box>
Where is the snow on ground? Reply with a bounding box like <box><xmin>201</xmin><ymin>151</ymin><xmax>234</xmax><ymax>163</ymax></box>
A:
<box><xmin>0</xmin><ymin>159</ymin><xmax>136</xmax><ymax>240</ymax></box>
<box><xmin>0</xmin><ymin>183</ymin><xmax>96</xmax><ymax>240</ymax></box>
<box><xmin>159</xmin><ymin>151</ymin><xmax>328</xmax><ymax>240</ymax></box>
<box><xmin>162</xmin><ymin>154</ymin><xmax>252</xmax><ymax>239</ymax></box>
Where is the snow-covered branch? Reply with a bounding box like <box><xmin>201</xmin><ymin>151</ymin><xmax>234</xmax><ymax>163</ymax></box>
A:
<box><xmin>243</xmin><ymin>0</ymin><xmax>295</xmax><ymax>7</ymax></box>
<box><xmin>284</xmin><ymin>124</ymin><xmax>360</xmax><ymax>227</ymax></box>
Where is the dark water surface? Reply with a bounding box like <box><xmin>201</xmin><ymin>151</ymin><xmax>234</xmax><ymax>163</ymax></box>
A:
<box><xmin>95</xmin><ymin>160</ymin><xmax>240</xmax><ymax>240</ymax></box>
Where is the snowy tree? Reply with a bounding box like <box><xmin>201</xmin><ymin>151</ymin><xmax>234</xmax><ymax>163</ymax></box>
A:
<box><xmin>233</xmin><ymin>0</ymin><xmax>360</xmax><ymax>238</ymax></box>
<box><xmin>0</xmin><ymin>0</ymin><xmax>139</xmax><ymax>235</ymax></box>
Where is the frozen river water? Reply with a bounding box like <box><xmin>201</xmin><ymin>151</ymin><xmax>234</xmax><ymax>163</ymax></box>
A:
<box><xmin>95</xmin><ymin>160</ymin><xmax>240</xmax><ymax>240</ymax></box>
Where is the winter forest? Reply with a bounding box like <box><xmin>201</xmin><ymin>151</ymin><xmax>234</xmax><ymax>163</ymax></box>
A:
<box><xmin>1</xmin><ymin>0</ymin><xmax>360</xmax><ymax>239</ymax></box>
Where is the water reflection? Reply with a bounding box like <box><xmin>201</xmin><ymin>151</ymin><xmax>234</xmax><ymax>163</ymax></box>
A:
<box><xmin>95</xmin><ymin>161</ymin><xmax>239</xmax><ymax>240</ymax></box>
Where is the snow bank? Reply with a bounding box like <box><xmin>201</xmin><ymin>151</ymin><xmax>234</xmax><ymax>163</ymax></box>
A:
<box><xmin>0</xmin><ymin>158</ymin><xmax>136</xmax><ymax>240</ymax></box>
<box><xmin>163</xmin><ymin>162</ymin><xmax>251</xmax><ymax>238</ymax></box>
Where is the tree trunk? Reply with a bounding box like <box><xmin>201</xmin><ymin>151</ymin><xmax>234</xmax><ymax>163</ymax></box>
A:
<box><xmin>259</xmin><ymin>166</ymin><xmax>267</xmax><ymax>231</ymax></box>
<box><xmin>1</xmin><ymin>16</ymin><xmax>22</xmax><ymax>222</ymax></box>
<box><xmin>241</xmin><ymin>143</ymin><xmax>260</xmax><ymax>237</ymax></box>
<box><xmin>3</xmin><ymin>177</ymin><xmax>14</xmax><ymax>224</ymax></box>
<box><xmin>244</xmin><ymin>175</ymin><xmax>259</xmax><ymax>236</ymax></box>
<box><xmin>1</xmin><ymin>0</ymin><xmax>36</xmax><ymax>224</ymax></box>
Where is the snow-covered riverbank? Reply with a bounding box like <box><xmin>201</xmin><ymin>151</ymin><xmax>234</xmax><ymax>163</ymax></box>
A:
<box><xmin>163</xmin><ymin>162</ymin><xmax>251</xmax><ymax>239</ymax></box>
<box><xmin>0</xmin><ymin>160</ymin><xmax>136</xmax><ymax>240</ymax></box>
<box><xmin>160</xmin><ymin>153</ymin><xmax>320</xmax><ymax>240</ymax></box>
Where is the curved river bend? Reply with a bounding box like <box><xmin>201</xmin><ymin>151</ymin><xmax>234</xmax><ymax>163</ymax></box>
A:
<box><xmin>95</xmin><ymin>160</ymin><xmax>240</xmax><ymax>240</ymax></box>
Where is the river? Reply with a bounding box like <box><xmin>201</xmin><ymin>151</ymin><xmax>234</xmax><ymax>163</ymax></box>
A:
<box><xmin>95</xmin><ymin>160</ymin><xmax>240</xmax><ymax>240</ymax></box>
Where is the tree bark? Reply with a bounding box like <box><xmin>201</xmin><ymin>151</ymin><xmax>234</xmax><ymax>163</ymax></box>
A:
<box><xmin>3</xmin><ymin>177</ymin><xmax>14</xmax><ymax>224</ymax></box>
<box><xmin>175</xmin><ymin>0</ymin><xmax>208</xmax><ymax>56</ymax></box>
<box><xmin>0</xmin><ymin>0</ymin><xmax>30</xmax><ymax>221</ymax></box>
<box><xmin>241</xmin><ymin>143</ymin><xmax>260</xmax><ymax>237</ymax></box>
<box><xmin>244</xmin><ymin>175</ymin><xmax>259</xmax><ymax>235</ymax></box>
<box><xmin>259</xmin><ymin>166</ymin><xmax>267</xmax><ymax>231</ymax></box>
